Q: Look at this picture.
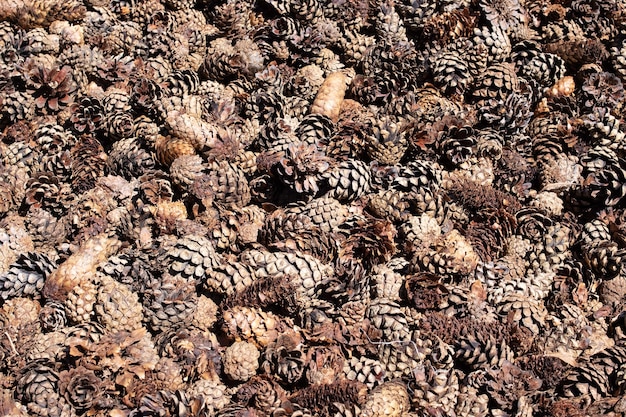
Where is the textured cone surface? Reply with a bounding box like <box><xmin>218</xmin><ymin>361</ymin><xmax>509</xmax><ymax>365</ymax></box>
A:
<box><xmin>94</xmin><ymin>275</ymin><xmax>144</xmax><ymax>332</ymax></box>
<box><xmin>0</xmin><ymin>252</ymin><xmax>55</xmax><ymax>300</ymax></box>
<box><xmin>223</xmin><ymin>341</ymin><xmax>260</xmax><ymax>382</ymax></box>
<box><xmin>361</xmin><ymin>381</ymin><xmax>410</xmax><ymax>417</ymax></box>
<box><xmin>42</xmin><ymin>233</ymin><xmax>121</xmax><ymax>302</ymax></box>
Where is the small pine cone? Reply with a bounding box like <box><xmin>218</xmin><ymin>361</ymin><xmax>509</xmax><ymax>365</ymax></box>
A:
<box><xmin>23</xmin><ymin>172</ymin><xmax>70</xmax><ymax>218</ymax></box>
<box><xmin>321</xmin><ymin>159</ymin><xmax>371</xmax><ymax>202</ymax></box>
<box><xmin>366</xmin><ymin>190</ymin><xmax>410</xmax><ymax>223</ymax></box>
<box><xmin>367</xmin><ymin>298</ymin><xmax>410</xmax><ymax>342</ymax></box>
<box><xmin>454</xmin><ymin>335</ymin><xmax>514</xmax><ymax>370</ymax></box>
<box><xmin>58</xmin><ymin>366</ymin><xmax>102</xmax><ymax>412</ymax></box>
<box><xmin>192</xmin><ymin>295</ymin><xmax>219</xmax><ymax>330</ymax></box>
<box><xmin>2</xmin><ymin>297</ymin><xmax>41</xmax><ymax>329</ymax></box>
<box><xmin>361</xmin><ymin>381</ymin><xmax>410</xmax><ymax>417</ymax></box>
<box><xmin>365</xmin><ymin>118</ymin><xmax>408</xmax><ymax>165</ymax></box>
<box><xmin>472</xmin><ymin>62</ymin><xmax>519</xmax><ymax>103</ymax></box>
<box><xmin>343</xmin><ymin>356</ymin><xmax>385</xmax><ymax>390</ymax></box>
<box><xmin>165</xmin><ymin>234</ymin><xmax>220</xmax><ymax>282</ymax></box>
<box><xmin>561</xmin><ymin>362</ymin><xmax>610</xmax><ymax>400</ymax></box>
<box><xmin>223</xmin><ymin>341</ymin><xmax>260</xmax><ymax>382</ymax></box>
<box><xmin>240</xmin><ymin>249</ymin><xmax>335</xmax><ymax>302</ymax></box>
<box><xmin>170</xmin><ymin>154</ymin><xmax>206</xmax><ymax>190</ymax></box>
<box><xmin>165</xmin><ymin>110</ymin><xmax>225</xmax><ymax>151</ymax></box>
<box><xmin>187</xmin><ymin>379</ymin><xmax>231</xmax><ymax>414</ymax></box>
<box><xmin>411</xmin><ymin>367</ymin><xmax>461</xmax><ymax>416</ymax></box>
<box><xmin>65</xmin><ymin>277</ymin><xmax>98</xmax><ymax>324</ymax></box>
<box><xmin>236</xmin><ymin>375</ymin><xmax>287</xmax><ymax>413</ymax></box>
<box><xmin>143</xmin><ymin>274</ymin><xmax>198</xmax><ymax>332</ymax></box>
<box><xmin>150</xmin><ymin>200</ymin><xmax>188</xmax><ymax>235</ymax></box>
<box><xmin>0</xmin><ymin>252</ymin><xmax>56</xmax><ymax>300</ymax></box>
<box><xmin>204</xmin><ymin>258</ymin><xmax>257</xmax><ymax>296</ymax></box>
<box><xmin>496</xmin><ymin>294</ymin><xmax>547</xmax><ymax>335</ymax></box>
<box><xmin>94</xmin><ymin>275</ymin><xmax>144</xmax><ymax>332</ymax></box>
<box><xmin>14</xmin><ymin>359</ymin><xmax>70</xmax><ymax>417</ymax></box>
<box><xmin>42</xmin><ymin>233</ymin><xmax>121</xmax><ymax>302</ymax></box>
<box><xmin>108</xmin><ymin>137</ymin><xmax>155</xmax><ymax>179</ymax></box>
<box><xmin>411</xmin><ymin>229</ymin><xmax>479</xmax><ymax>277</ymax></box>
<box><xmin>70</xmin><ymin>134</ymin><xmax>108</xmax><ymax>194</ymax></box>
<box><xmin>38</xmin><ymin>300</ymin><xmax>67</xmax><ymax>333</ymax></box>
<box><xmin>26</xmin><ymin>329</ymin><xmax>67</xmax><ymax>363</ymax></box>
<box><xmin>221</xmin><ymin>306</ymin><xmax>289</xmax><ymax>348</ymax></box>
<box><xmin>371</xmin><ymin>263</ymin><xmax>404</xmax><ymax>301</ymax></box>
<box><xmin>195</xmin><ymin>160</ymin><xmax>251</xmax><ymax>209</ymax></box>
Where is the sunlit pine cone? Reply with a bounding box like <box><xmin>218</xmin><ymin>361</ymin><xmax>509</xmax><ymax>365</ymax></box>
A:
<box><xmin>58</xmin><ymin>366</ymin><xmax>102</xmax><ymax>413</ymax></box>
<box><xmin>108</xmin><ymin>137</ymin><xmax>155</xmax><ymax>180</ymax></box>
<box><xmin>194</xmin><ymin>160</ymin><xmax>251</xmax><ymax>209</ymax></box>
<box><xmin>240</xmin><ymin>249</ymin><xmax>335</xmax><ymax>302</ymax></box>
<box><xmin>454</xmin><ymin>334</ymin><xmax>514</xmax><ymax>370</ymax></box>
<box><xmin>411</xmin><ymin>366</ymin><xmax>461</xmax><ymax>415</ymax></box>
<box><xmin>366</xmin><ymin>190</ymin><xmax>411</xmax><ymax>223</ymax></box>
<box><xmin>1</xmin><ymin>91</ymin><xmax>35</xmax><ymax>126</ymax></box>
<box><xmin>472</xmin><ymin>62</ymin><xmax>519</xmax><ymax>103</ymax></box>
<box><xmin>199</xmin><ymin>37</ymin><xmax>264</xmax><ymax>82</ymax></box>
<box><xmin>70</xmin><ymin>134</ymin><xmax>108</xmax><ymax>194</ymax></box>
<box><xmin>187</xmin><ymin>379</ymin><xmax>231</xmax><ymax>414</ymax></box>
<box><xmin>105</xmin><ymin>110</ymin><xmax>135</xmax><ymax>141</ymax></box>
<box><xmin>454</xmin><ymin>385</ymin><xmax>489</xmax><ymax>417</ymax></box>
<box><xmin>361</xmin><ymin>381</ymin><xmax>409</xmax><ymax>417</ymax></box>
<box><xmin>192</xmin><ymin>295</ymin><xmax>219</xmax><ymax>331</ymax></box>
<box><xmin>560</xmin><ymin>362</ymin><xmax>610</xmax><ymax>401</ymax></box>
<box><xmin>343</xmin><ymin>356</ymin><xmax>385</xmax><ymax>390</ymax></box>
<box><xmin>497</xmin><ymin>293</ymin><xmax>547</xmax><ymax>335</ymax></box>
<box><xmin>65</xmin><ymin>277</ymin><xmax>98</xmax><ymax>324</ymax></box>
<box><xmin>221</xmin><ymin>306</ymin><xmax>289</xmax><ymax>348</ymax></box>
<box><xmin>170</xmin><ymin>154</ymin><xmax>206</xmax><ymax>191</ymax></box>
<box><xmin>0</xmin><ymin>166</ymin><xmax>27</xmax><ymax>216</ymax></box>
<box><xmin>365</xmin><ymin>118</ymin><xmax>408</xmax><ymax>165</ymax></box>
<box><xmin>0</xmin><ymin>252</ymin><xmax>56</xmax><ymax>300</ymax></box>
<box><xmin>223</xmin><ymin>341</ymin><xmax>260</xmax><ymax>382</ymax></box>
<box><xmin>38</xmin><ymin>300</ymin><xmax>66</xmax><ymax>333</ymax></box>
<box><xmin>203</xmin><ymin>257</ymin><xmax>257</xmax><ymax>296</ymax></box>
<box><xmin>26</xmin><ymin>327</ymin><xmax>69</xmax><ymax>363</ymax></box>
<box><xmin>94</xmin><ymin>275</ymin><xmax>143</xmax><ymax>332</ymax></box>
<box><xmin>143</xmin><ymin>274</ymin><xmax>197</xmax><ymax>332</ymax></box>
<box><xmin>42</xmin><ymin>233</ymin><xmax>121</xmax><ymax>302</ymax></box>
<box><xmin>14</xmin><ymin>359</ymin><xmax>71</xmax><ymax>417</ymax></box>
<box><xmin>165</xmin><ymin>234</ymin><xmax>220</xmax><ymax>282</ymax></box>
<box><xmin>370</xmin><ymin>263</ymin><xmax>404</xmax><ymax>301</ymax></box>
<box><xmin>367</xmin><ymin>297</ymin><xmax>410</xmax><ymax>344</ymax></box>
<box><xmin>2</xmin><ymin>141</ymin><xmax>41</xmax><ymax>175</ymax></box>
<box><xmin>23</xmin><ymin>63</ymin><xmax>77</xmax><ymax>114</ymax></box>
<box><xmin>320</xmin><ymin>159</ymin><xmax>371</xmax><ymax>202</ymax></box>
<box><xmin>411</xmin><ymin>229</ymin><xmax>479</xmax><ymax>277</ymax></box>
<box><xmin>236</xmin><ymin>375</ymin><xmax>287</xmax><ymax>414</ymax></box>
<box><xmin>23</xmin><ymin>172</ymin><xmax>70</xmax><ymax>218</ymax></box>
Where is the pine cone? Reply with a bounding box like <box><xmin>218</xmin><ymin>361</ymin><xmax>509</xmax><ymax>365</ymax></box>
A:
<box><xmin>223</xmin><ymin>341</ymin><xmax>260</xmax><ymax>382</ymax></box>
<box><xmin>143</xmin><ymin>274</ymin><xmax>198</xmax><ymax>332</ymax></box>
<box><xmin>361</xmin><ymin>381</ymin><xmax>410</xmax><ymax>417</ymax></box>
<box><xmin>14</xmin><ymin>359</ymin><xmax>70</xmax><ymax>417</ymax></box>
<box><xmin>42</xmin><ymin>233</ymin><xmax>121</xmax><ymax>302</ymax></box>
<box><xmin>187</xmin><ymin>379</ymin><xmax>231</xmax><ymax>414</ymax></box>
<box><xmin>221</xmin><ymin>306</ymin><xmax>289</xmax><ymax>348</ymax></box>
<box><xmin>94</xmin><ymin>275</ymin><xmax>144</xmax><ymax>332</ymax></box>
<box><xmin>0</xmin><ymin>252</ymin><xmax>55</xmax><ymax>300</ymax></box>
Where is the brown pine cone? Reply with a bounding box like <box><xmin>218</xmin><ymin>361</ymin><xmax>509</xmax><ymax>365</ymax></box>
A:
<box><xmin>42</xmin><ymin>233</ymin><xmax>121</xmax><ymax>302</ymax></box>
<box><xmin>223</xmin><ymin>341</ymin><xmax>260</xmax><ymax>382</ymax></box>
<box><xmin>94</xmin><ymin>275</ymin><xmax>144</xmax><ymax>332</ymax></box>
<box><xmin>361</xmin><ymin>381</ymin><xmax>410</xmax><ymax>417</ymax></box>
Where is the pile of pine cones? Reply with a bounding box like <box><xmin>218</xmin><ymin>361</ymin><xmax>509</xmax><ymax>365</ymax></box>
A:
<box><xmin>1</xmin><ymin>0</ymin><xmax>626</xmax><ymax>415</ymax></box>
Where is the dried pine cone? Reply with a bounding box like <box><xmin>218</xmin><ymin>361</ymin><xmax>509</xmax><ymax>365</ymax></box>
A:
<box><xmin>361</xmin><ymin>381</ymin><xmax>410</xmax><ymax>417</ymax></box>
<box><xmin>223</xmin><ymin>341</ymin><xmax>260</xmax><ymax>382</ymax></box>
<box><xmin>94</xmin><ymin>275</ymin><xmax>144</xmax><ymax>332</ymax></box>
